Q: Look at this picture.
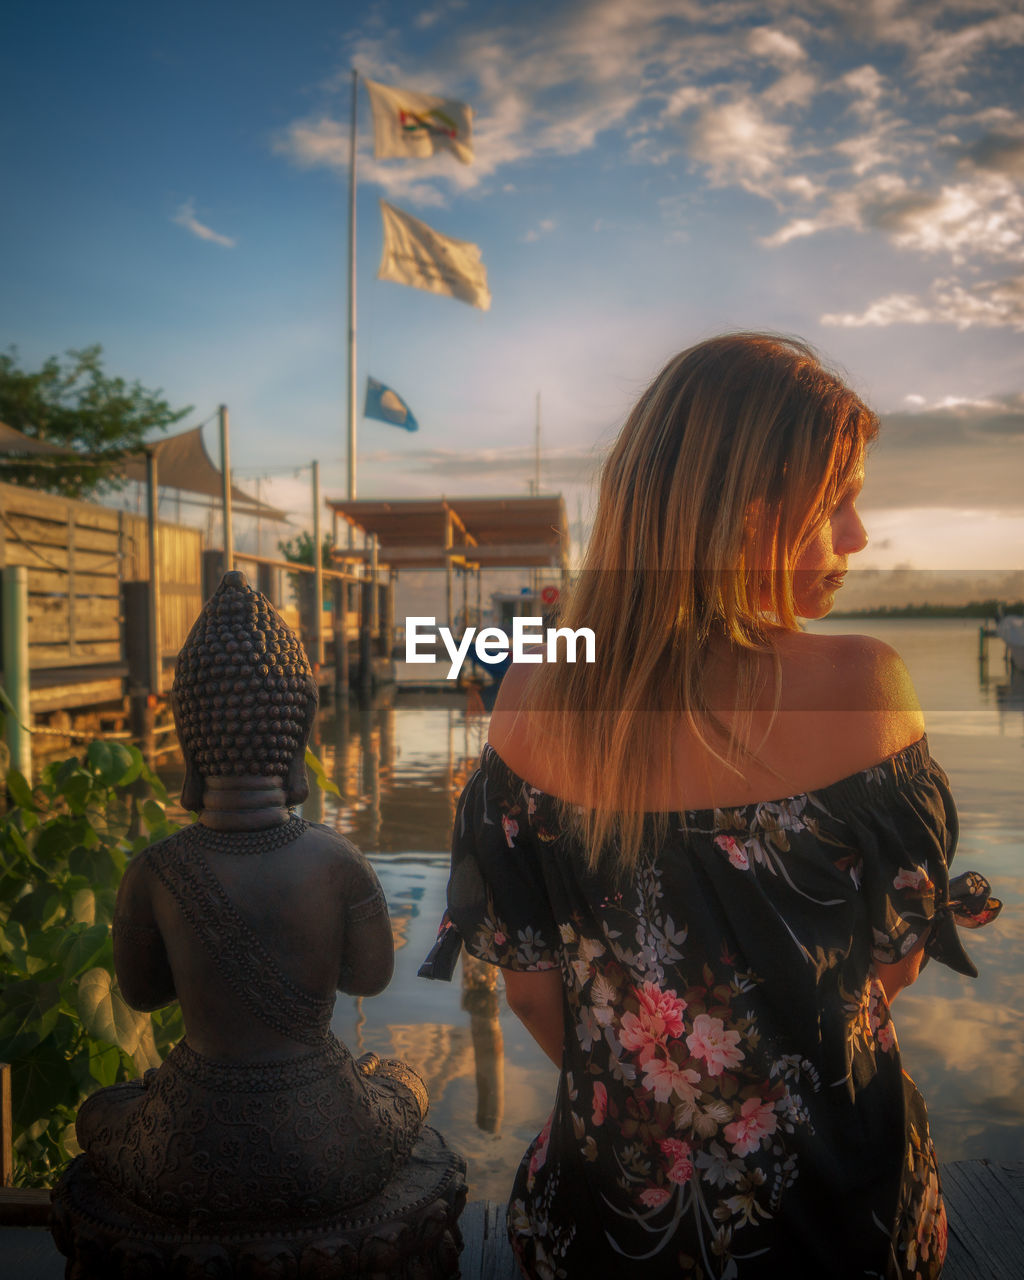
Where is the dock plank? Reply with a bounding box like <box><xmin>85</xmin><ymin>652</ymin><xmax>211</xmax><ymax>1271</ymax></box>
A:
<box><xmin>942</xmin><ymin>1160</ymin><xmax>1024</xmax><ymax>1280</ymax></box>
<box><xmin>2</xmin><ymin>1164</ymin><xmax>1021</xmax><ymax>1278</ymax></box>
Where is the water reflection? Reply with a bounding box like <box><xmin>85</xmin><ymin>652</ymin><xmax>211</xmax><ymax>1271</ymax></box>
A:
<box><xmin>309</xmin><ymin>692</ymin><xmax>488</xmax><ymax>853</ymax></box>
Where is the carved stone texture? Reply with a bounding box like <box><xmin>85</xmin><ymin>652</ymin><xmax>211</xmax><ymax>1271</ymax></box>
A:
<box><xmin>52</xmin><ymin>571</ymin><xmax>466</xmax><ymax>1277</ymax></box>
<box><xmin>52</xmin><ymin>1129</ymin><xmax>467</xmax><ymax>1280</ymax></box>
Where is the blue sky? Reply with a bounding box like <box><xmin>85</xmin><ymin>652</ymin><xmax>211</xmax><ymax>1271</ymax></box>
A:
<box><xmin>3</xmin><ymin>0</ymin><xmax>1023</xmax><ymax>588</ymax></box>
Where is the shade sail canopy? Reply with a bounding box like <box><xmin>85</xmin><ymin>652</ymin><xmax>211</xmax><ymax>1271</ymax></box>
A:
<box><xmin>122</xmin><ymin>426</ymin><xmax>289</xmax><ymax>522</ymax></box>
<box><xmin>327</xmin><ymin>495</ymin><xmax>569</xmax><ymax>569</ymax></box>
<box><xmin>1</xmin><ymin>421</ymin><xmax>289</xmax><ymax>523</ymax></box>
<box><xmin>0</xmin><ymin>419</ymin><xmax>78</xmax><ymax>456</ymax></box>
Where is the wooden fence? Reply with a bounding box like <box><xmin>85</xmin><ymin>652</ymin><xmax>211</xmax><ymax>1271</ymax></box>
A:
<box><xmin>0</xmin><ymin>481</ymin><xmax>204</xmax><ymax>712</ymax></box>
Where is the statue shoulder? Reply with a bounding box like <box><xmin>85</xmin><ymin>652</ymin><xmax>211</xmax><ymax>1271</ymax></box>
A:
<box><xmin>304</xmin><ymin>822</ymin><xmax>386</xmax><ymax>905</ymax></box>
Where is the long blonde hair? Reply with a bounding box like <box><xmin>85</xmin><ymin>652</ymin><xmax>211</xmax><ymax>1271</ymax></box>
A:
<box><xmin>526</xmin><ymin>333</ymin><xmax>878</xmax><ymax>874</ymax></box>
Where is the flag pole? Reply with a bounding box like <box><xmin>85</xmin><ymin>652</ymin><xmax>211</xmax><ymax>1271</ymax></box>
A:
<box><xmin>347</xmin><ymin>68</ymin><xmax>358</xmax><ymax>503</ymax></box>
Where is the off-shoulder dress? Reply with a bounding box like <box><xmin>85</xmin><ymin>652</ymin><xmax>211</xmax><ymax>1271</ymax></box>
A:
<box><xmin>427</xmin><ymin>737</ymin><xmax>988</xmax><ymax>1280</ymax></box>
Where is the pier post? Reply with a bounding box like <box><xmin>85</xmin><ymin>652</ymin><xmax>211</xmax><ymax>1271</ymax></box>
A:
<box><xmin>333</xmin><ymin>579</ymin><xmax>349</xmax><ymax>703</ymax></box>
<box><xmin>358</xmin><ymin>578</ymin><xmax>373</xmax><ymax>701</ymax></box>
<box><xmin>1</xmin><ymin>566</ymin><xmax>31</xmax><ymax>782</ymax></box>
<box><xmin>122</xmin><ymin>582</ymin><xmax>156</xmax><ymax>760</ymax></box>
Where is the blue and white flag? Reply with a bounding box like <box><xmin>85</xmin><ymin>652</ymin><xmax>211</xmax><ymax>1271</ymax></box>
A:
<box><xmin>364</xmin><ymin>377</ymin><xmax>419</xmax><ymax>432</ymax></box>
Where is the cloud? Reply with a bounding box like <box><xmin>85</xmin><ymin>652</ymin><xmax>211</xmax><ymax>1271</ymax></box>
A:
<box><xmin>960</xmin><ymin>129</ymin><xmax>1024</xmax><ymax>178</ymax></box>
<box><xmin>765</xmin><ymin>169</ymin><xmax>1024</xmax><ymax>270</ymax></box>
<box><xmin>273</xmin><ymin>0</ymin><xmax>1022</xmax><ymax>326</ymax></box>
<box><xmin>272</xmin><ymin>118</ymin><xmax>454</xmax><ymax>206</ymax></box>
<box><xmin>521</xmin><ymin>218</ymin><xmax>556</xmax><ymax>243</ymax></box>
<box><xmin>360</xmin><ymin>443</ymin><xmax>601</xmax><ymax>487</ymax></box>
<box><xmin>747</xmin><ymin>26</ymin><xmax>806</xmax><ymax>64</ymax></box>
<box><xmin>688</xmin><ymin>99</ymin><xmax>795</xmax><ymax>193</ymax></box>
<box><xmin>822</xmin><ymin>274</ymin><xmax>1024</xmax><ymax>332</ymax></box>
<box><xmin>910</xmin><ymin>10</ymin><xmax>1024</xmax><ymax>91</ymax></box>
<box><xmin>856</xmin><ymin>392</ymin><xmax>1024</xmax><ymax>512</ymax></box>
<box><xmin>171</xmin><ymin>200</ymin><xmax>236</xmax><ymax>248</ymax></box>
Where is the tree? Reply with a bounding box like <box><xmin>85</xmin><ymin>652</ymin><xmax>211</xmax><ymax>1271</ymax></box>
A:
<box><xmin>0</xmin><ymin>344</ymin><xmax>191</xmax><ymax>498</ymax></box>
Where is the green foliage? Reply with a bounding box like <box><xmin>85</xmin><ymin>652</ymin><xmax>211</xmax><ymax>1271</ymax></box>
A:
<box><xmin>0</xmin><ymin>344</ymin><xmax>191</xmax><ymax>498</ymax></box>
<box><xmin>0</xmin><ymin>742</ymin><xmax>184</xmax><ymax>1186</ymax></box>
<box><xmin>278</xmin><ymin>529</ymin><xmax>336</xmax><ymax>611</ymax></box>
<box><xmin>305</xmin><ymin>746</ymin><xmax>341</xmax><ymax>798</ymax></box>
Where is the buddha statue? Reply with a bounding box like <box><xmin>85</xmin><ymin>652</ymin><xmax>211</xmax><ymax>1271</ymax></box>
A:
<box><xmin>51</xmin><ymin>571</ymin><xmax>466</xmax><ymax>1278</ymax></box>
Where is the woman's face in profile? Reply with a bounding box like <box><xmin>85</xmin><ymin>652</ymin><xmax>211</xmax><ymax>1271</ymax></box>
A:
<box><xmin>792</xmin><ymin>462</ymin><xmax>868</xmax><ymax>620</ymax></box>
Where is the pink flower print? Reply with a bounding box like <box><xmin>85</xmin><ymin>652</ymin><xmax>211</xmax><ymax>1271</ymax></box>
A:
<box><xmin>641</xmin><ymin>1057</ymin><xmax>702</xmax><ymax>1105</ymax></box>
<box><xmin>619</xmin><ymin>983</ymin><xmax>685</xmax><ymax>1064</ymax></box>
<box><xmin>877</xmin><ymin>1021</ymin><xmax>897</xmax><ymax>1052</ymax></box>
<box><xmin>893</xmin><ymin>865</ymin><xmax>933</xmax><ymax>892</ymax></box>
<box><xmin>493</xmin><ymin>930</ymin><xmax>507</xmax><ymax>947</ymax></box>
<box><xmin>592</xmin><ymin>1081</ymin><xmax>608</xmax><ymax>1126</ymax></box>
<box><xmin>715</xmin><ymin>834</ymin><xmax>750</xmax><ymax>871</ymax></box>
<box><xmin>528</xmin><ymin>1113</ymin><xmax>553</xmax><ymax>1184</ymax></box>
<box><xmin>667</xmin><ymin>1156</ymin><xmax>694</xmax><ymax>1185</ymax></box>
<box><xmin>619</xmin><ymin>1012</ymin><xmax>662</xmax><ymax>1065</ymax></box>
<box><xmin>723</xmin><ymin>1097</ymin><xmax>778</xmax><ymax>1157</ymax></box>
<box><xmin>686</xmin><ymin>1014</ymin><xmax>744</xmax><ymax>1077</ymax></box>
<box><xmin>636</xmin><ymin>982</ymin><xmax>686</xmax><ymax>1038</ymax></box>
<box><xmin>659</xmin><ymin>1137</ymin><xmax>694</xmax><ymax>1185</ymax></box>
<box><xmin>501</xmin><ymin>814</ymin><xmax>519</xmax><ymax>848</ymax></box>
<box><xmin>638</xmin><ymin>1186</ymin><xmax>671</xmax><ymax>1209</ymax></box>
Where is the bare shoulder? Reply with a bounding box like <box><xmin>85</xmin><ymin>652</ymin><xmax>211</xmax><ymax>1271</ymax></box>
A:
<box><xmin>773</xmin><ymin>629</ymin><xmax>925</xmax><ymax>757</ymax></box>
<box><xmin>487</xmin><ymin>657</ymin><xmax>546</xmax><ymax>781</ymax></box>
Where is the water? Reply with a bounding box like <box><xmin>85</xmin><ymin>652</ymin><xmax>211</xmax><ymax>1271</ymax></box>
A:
<box><xmin>312</xmin><ymin>620</ymin><xmax>1023</xmax><ymax>1199</ymax></box>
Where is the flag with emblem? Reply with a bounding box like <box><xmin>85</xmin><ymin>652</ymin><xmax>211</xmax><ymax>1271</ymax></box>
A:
<box><xmin>364</xmin><ymin>77</ymin><xmax>473</xmax><ymax>165</ymax></box>
<box><xmin>364</xmin><ymin>378</ymin><xmax>419</xmax><ymax>432</ymax></box>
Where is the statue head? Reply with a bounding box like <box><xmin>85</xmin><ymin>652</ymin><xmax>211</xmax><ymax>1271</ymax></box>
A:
<box><xmin>172</xmin><ymin>570</ymin><xmax>319</xmax><ymax>812</ymax></box>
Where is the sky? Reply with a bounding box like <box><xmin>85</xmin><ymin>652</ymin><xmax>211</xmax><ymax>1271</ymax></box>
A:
<box><xmin>3</xmin><ymin>0</ymin><xmax>1023</xmax><ymax>600</ymax></box>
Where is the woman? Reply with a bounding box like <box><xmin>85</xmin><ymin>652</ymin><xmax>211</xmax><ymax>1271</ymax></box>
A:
<box><xmin>423</xmin><ymin>334</ymin><xmax>998</xmax><ymax>1279</ymax></box>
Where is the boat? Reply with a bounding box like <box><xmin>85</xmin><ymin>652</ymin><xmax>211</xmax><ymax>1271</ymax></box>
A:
<box><xmin>995</xmin><ymin>614</ymin><xmax>1024</xmax><ymax>670</ymax></box>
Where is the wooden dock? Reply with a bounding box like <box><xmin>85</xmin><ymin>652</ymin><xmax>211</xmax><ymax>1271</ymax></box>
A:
<box><xmin>2</xmin><ymin>1162</ymin><xmax>1022</xmax><ymax>1277</ymax></box>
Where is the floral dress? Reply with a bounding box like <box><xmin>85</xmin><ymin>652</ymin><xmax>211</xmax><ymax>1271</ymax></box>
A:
<box><xmin>425</xmin><ymin>737</ymin><xmax>992</xmax><ymax>1280</ymax></box>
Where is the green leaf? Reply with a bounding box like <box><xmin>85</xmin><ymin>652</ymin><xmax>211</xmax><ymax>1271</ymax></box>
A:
<box><xmin>86</xmin><ymin>741</ymin><xmax>114</xmax><ymax>781</ymax></box>
<box><xmin>68</xmin><ymin>843</ymin><xmax>121</xmax><ymax>887</ymax></box>
<box><xmin>9</xmin><ymin>1045</ymin><xmax>79</xmax><ymax>1130</ymax></box>
<box><xmin>0</xmin><ymin>980</ymin><xmax>62</xmax><ymax>1058</ymax></box>
<box><xmin>92</xmin><ymin>888</ymin><xmax>117</xmax><ymax>927</ymax></box>
<box><xmin>0</xmin><ymin>919</ymin><xmax>28</xmax><ymax>963</ymax></box>
<box><xmin>87</xmin><ymin>1040</ymin><xmax>123</xmax><ymax>1088</ymax></box>
<box><xmin>11</xmin><ymin>887</ymin><xmax>64</xmax><ymax>931</ymax></box>
<box><xmin>6</xmin><ymin>768</ymin><xmax>37</xmax><ymax>812</ymax></box>
<box><xmin>141</xmin><ymin>798</ymin><xmax>167</xmax><ymax>831</ymax></box>
<box><xmin>305</xmin><ymin>747</ymin><xmax>341</xmax><ymax>798</ymax></box>
<box><xmin>71</xmin><ymin>887</ymin><xmax>96</xmax><ymax>924</ymax></box>
<box><xmin>0</xmin><ymin>682</ymin><xmax>30</xmax><ymax>733</ymax></box>
<box><xmin>62</xmin><ymin>924</ymin><xmax>111</xmax><ymax>980</ymax></box>
<box><xmin>77</xmin><ymin>967</ymin><xmax>149</xmax><ymax>1055</ymax></box>
<box><xmin>60</xmin><ymin>771</ymin><xmax>93</xmax><ymax>813</ymax></box>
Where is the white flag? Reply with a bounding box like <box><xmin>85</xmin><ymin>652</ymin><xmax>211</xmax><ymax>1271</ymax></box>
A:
<box><xmin>364</xmin><ymin>77</ymin><xmax>473</xmax><ymax>165</ymax></box>
<box><xmin>378</xmin><ymin>201</ymin><xmax>491</xmax><ymax>311</ymax></box>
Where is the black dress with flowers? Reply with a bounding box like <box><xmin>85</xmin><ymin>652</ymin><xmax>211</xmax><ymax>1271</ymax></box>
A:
<box><xmin>428</xmin><ymin>737</ymin><xmax>992</xmax><ymax>1280</ymax></box>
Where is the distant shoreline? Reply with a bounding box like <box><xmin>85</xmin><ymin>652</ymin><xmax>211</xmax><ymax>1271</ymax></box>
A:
<box><xmin>830</xmin><ymin>599</ymin><xmax>1024</xmax><ymax>620</ymax></box>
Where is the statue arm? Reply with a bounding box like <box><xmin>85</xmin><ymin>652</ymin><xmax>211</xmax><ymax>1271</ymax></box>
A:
<box><xmin>112</xmin><ymin>855</ymin><xmax>177</xmax><ymax>1011</ymax></box>
<box><xmin>340</xmin><ymin>879</ymin><xmax>395</xmax><ymax>997</ymax></box>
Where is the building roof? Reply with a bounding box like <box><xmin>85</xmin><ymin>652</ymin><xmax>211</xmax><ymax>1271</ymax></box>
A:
<box><xmin>326</xmin><ymin>495</ymin><xmax>569</xmax><ymax>569</ymax></box>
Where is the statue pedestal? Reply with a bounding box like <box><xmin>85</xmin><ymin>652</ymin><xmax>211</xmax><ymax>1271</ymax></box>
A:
<box><xmin>51</xmin><ymin>1127</ymin><xmax>467</xmax><ymax>1279</ymax></box>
